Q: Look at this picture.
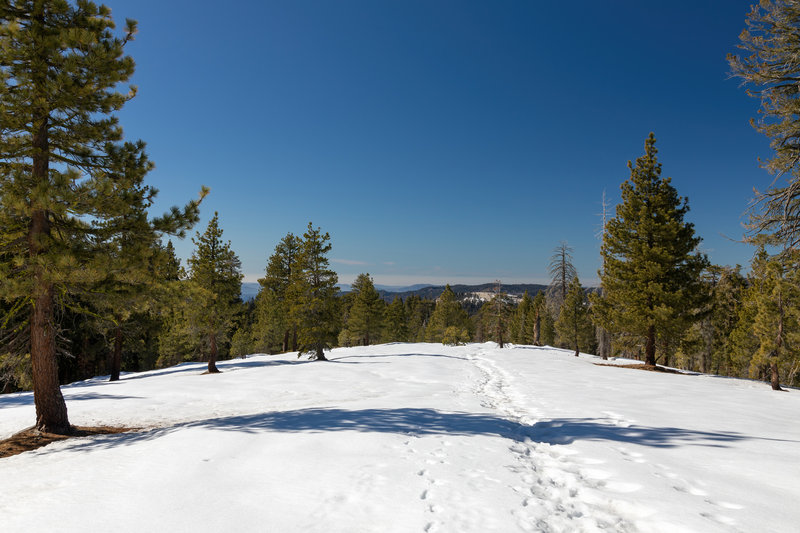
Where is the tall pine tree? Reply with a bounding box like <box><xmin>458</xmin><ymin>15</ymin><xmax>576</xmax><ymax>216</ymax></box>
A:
<box><xmin>555</xmin><ymin>276</ymin><xmax>594</xmax><ymax>357</ymax></box>
<box><xmin>593</xmin><ymin>133</ymin><xmax>708</xmax><ymax>366</ymax></box>
<box><xmin>0</xmin><ymin>1</ymin><xmax>202</xmax><ymax>433</ymax></box>
<box><xmin>344</xmin><ymin>273</ymin><xmax>385</xmax><ymax>345</ymax></box>
<box><xmin>186</xmin><ymin>213</ymin><xmax>243</xmax><ymax>373</ymax></box>
<box><xmin>289</xmin><ymin>223</ymin><xmax>340</xmax><ymax>361</ymax></box>
<box><xmin>255</xmin><ymin>232</ymin><xmax>302</xmax><ymax>353</ymax></box>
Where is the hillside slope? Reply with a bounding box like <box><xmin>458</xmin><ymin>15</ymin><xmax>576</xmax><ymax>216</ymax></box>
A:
<box><xmin>1</xmin><ymin>344</ymin><xmax>798</xmax><ymax>532</ymax></box>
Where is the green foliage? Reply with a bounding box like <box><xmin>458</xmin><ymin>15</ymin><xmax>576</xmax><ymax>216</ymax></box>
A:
<box><xmin>729</xmin><ymin>1</ymin><xmax>800</xmax><ymax>247</ymax></box>
<box><xmin>405</xmin><ymin>295</ymin><xmax>434</xmax><ymax>342</ymax></box>
<box><xmin>509</xmin><ymin>291</ymin><xmax>533</xmax><ymax>344</ymax></box>
<box><xmin>678</xmin><ymin>265</ymin><xmax>747</xmax><ymax>374</ymax></box>
<box><xmin>173</xmin><ymin>213</ymin><xmax>243</xmax><ymax>371</ymax></box>
<box><xmin>593</xmin><ymin>133</ymin><xmax>708</xmax><ymax>365</ymax></box>
<box><xmin>426</xmin><ymin>285</ymin><xmax>471</xmax><ymax>344</ymax></box>
<box><xmin>342</xmin><ymin>273</ymin><xmax>385</xmax><ymax>345</ymax></box>
<box><xmin>289</xmin><ymin>223</ymin><xmax>340</xmax><ymax>360</ymax></box>
<box><xmin>253</xmin><ymin>232</ymin><xmax>302</xmax><ymax>353</ymax></box>
<box><xmin>0</xmin><ymin>1</ymin><xmax>203</xmax><ymax>431</ymax></box>
<box><xmin>442</xmin><ymin>325</ymin><xmax>470</xmax><ymax>346</ymax></box>
<box><xmin>477</xmin><ymin>285</ymin><xmax>513</xmax><ymax>347</ymax></box>
<box><xmin>555</xmin><ymin>276</ymin><xmax>594</xmax><ymax>356</ymax></box>
<box><xmin>384</xmin><ymin>296</ymin><xmax>408</xmax><ymax>342</ymax></box>
<box><xmin>742</xmin><ymin>247</ymin><xmax>800</xmax><ymax>389</ymax></box>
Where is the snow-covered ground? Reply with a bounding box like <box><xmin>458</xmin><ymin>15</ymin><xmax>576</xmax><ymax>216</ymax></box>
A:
<box><xmin>1</xmin><ymin>343</ymin><xmax>798</xmax><ymax>532</ymax></box>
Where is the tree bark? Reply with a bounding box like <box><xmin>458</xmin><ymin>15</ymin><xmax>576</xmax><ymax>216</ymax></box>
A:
<box><xmin>30</xmin><ymin>281</ymin><xmax>70</xmax><ymax>434</ymax></box>
<box><xmin>109</xmin><ymin>325</ymin><xmax>122</xmax><ymax>381</ymax></box>
<box><xmin>282</xmin><ymin>328</ymin><xmax>290</xmax><ymax>353</ymax></box>
<box><xmin>770</xmin><ymin>359</ymin><xmax>784</xmax><ymax>391</ymax></box>
<box><xmin>533</xmin><ymin>314</ymin><xmax>541</xmax><ymax>346</ymax></box>
<box><xmin>207</xmin><ymin>333</ymin><xmax>220</xmax><ymax>373</ymax></box>
<box><xmin>645</xmin><ymin>325</ymin><xmax>656</xmax><ymax>366</ymax></box>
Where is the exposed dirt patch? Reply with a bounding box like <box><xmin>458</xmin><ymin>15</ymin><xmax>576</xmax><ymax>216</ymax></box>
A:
<box><xmin>0</xmin><ymin>426</ymin><xmax>136</xmax><ymax>459</ymax></box>
<box><xmin>595</xmin><ymin>363</ymin><xmax>682</xmax><ymax>374</ymax></box>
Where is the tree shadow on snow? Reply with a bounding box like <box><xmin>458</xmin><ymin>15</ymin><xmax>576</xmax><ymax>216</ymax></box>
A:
<box><xmin>25</xmin><ymin>409</ymin><xmax>797</xmax><ymax>458</ymax></box>
<box><xmin>525</xmin><ymin>418</ymin><xmax>797</xmax><ymax>448</ymax></box>
<box><xmin>186</xmin><ymin>408</ymin><xmax>520</xmax><ymax>436</ymax></box>
<box><xmin>0</xmin><ymin>391</ymin><xmax>142</xmax><ymax>408</ymax></box>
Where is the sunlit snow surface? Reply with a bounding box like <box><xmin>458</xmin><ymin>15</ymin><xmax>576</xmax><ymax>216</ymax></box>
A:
<box><xmin>1</xmin><ymin>343</ymin><xmax>799</xmax><ymax>532</ymax></box>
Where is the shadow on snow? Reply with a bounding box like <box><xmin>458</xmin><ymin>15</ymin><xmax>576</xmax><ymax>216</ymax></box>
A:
<box><xmin>29</xmin><ymin>407</ymin><xmax>795</xmax><ymax>458</ymax></box>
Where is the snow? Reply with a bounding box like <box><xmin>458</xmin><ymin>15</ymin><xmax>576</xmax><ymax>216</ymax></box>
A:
<box><xmin>1</xmin><ymin>343</ymin><xmax>799</xmax><ymax>532</ymax></box>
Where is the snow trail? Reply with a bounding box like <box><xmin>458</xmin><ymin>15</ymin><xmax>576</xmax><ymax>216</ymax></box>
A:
<box><xmin>1</xmin><ymin>343</ymin><xmax>799</xmax><ymax>532</ymax></box>
<box><xmin>467</xmin><ymin>346</ymin><xmax>637</xmax><ymax>532</ymax></box>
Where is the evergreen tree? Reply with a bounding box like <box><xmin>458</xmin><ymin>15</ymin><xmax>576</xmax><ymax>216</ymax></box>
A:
<box><xmin>745</xmin><ymin>246</ymin><xmax>800</xmax><ymax>390</ymax></box>
<box><xmin>555</xmin><ymin>276</ymin><xmax>594</xmax><ymax>357</ymax></box>
<box><xmin>729</xmin><ymin>1</ymin><xmax>800</xmax><ymax>247</ymax></box>
<box><xmin>426</xmin><ymin>285</ymin><xmax>470</xmax><ymax>343</ymax></box>
<box><xmin>510</xmin><ymin>291</ymin><xmax>534</xmax><ymax>344</ymax></box>
<box><xmin>593</xmin><ymin>133</ymin><xmax>708</xmax><ymax>366</ymax></box>
<box><xmin>539</xmin><ymin>306</ymin><xmax>556</xmax><ymax>346</ymax></box>
<box><xmin>406</xmin><ymin>295</ymin><xmax>434</xmax><ymax>342</ymax></box>
<box><xmin>186</xmin><ymin>213</ymin><xmax>243</xmax><ymax>373</ymax></box>
<box><xmin>384</xmin><ymin>296</ymin><xmax>408</xmax><ymax>342</ymax></box>
<box><xmin>531</xmin><ymin>291</ymin><xmax>546</xmax><ymax>346</ymax></box>
<box><xmin>344</xmin><ymin>273</ymin><xmax>385</xmax><ymax>345</ymax></box>
<box><xmin>255</xmin><ymin>233</ymin><xmax>302</xmax><ymax>353</ymax></box>
<box><xmin>481</xmin><ymin>282</ymin><xmax>512</xmax><ymax>347</ymax></box>
<box><xmin>0</xmin><ymin>2</ymin><xmax>202</xmax><ymax>433</ymax></box>
<box><xmin>290</xmin><ymin>223</ymin><xmax>340</xmax><ymax>361</ymax></box>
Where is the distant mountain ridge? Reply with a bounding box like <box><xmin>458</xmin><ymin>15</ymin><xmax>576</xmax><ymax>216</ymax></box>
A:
<box><xmin>377</xmin><ymin>283</ymin><xmax>550</xmax><ymax>303</ymax></box>
<box><xmin>242</xmin><ymin>281</ymin><xmax>551</xmax><ymax>303</ymax></box>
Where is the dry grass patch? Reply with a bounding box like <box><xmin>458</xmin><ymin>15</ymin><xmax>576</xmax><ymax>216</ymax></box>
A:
<box><xmin>0</xmin><ymin>426</ymin><xmax>136</xmax><ymax>459</ymax></box>
<box><xmin>595</xmin><ymin>362</ymin><xmax>682</xmax><ymax>374</ymax></box>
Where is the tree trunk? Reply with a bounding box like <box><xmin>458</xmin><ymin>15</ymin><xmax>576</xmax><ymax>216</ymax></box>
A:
<box><xmin>30</xmin><ymin>282</ymin><xmax>70</xmax><ymax>434</ymax></box>
<box><xmin>770</xmin><ymin>359</ymin><xmax>784</xmax><ymax>391</ymax></box>
<box><xmin>282</xmin><ymin>328</ymin><xmax>290</xmax><ymax>353</ymax></box>
<box><xmin>291</xmin><ymin>326</ymin><xmax>298</xmax><ymax>352</ymax></box>
<box><xmin>207</xmin><ymin>333</ymin><xmax>220</xmax><ymax>373</ymax></box>
<box><xmin>644</xmin><ymin>325</ymin><xmax>656</xmax><ymax>366</ymax></box>
<box><xmin>110</xmin><ymin>325</ymin><xmax>123</xmax><ymax>381</ymax></box>
<box><xmin>315</xmin><ymin>344</ymin><xmax>327</xmax><ymax>361</ymax></box>
<box><xmin>534</xmin><ymin>314</ymin><xmax>541</xmax><ymax>346</ymax></box>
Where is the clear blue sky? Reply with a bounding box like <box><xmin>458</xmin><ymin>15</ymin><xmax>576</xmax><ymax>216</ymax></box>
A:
<box><xmin>104</xmin><ymin>0</ymin><xmax>769</xmax><ymax>286</ymax></box>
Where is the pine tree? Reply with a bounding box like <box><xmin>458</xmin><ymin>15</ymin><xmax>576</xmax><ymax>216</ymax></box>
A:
<box><xmin>344</xmin><ymin>273</ymin><xmax>385</xmax><ymax>345</ymax></box>
<box><xmin>531</xmin><ymin>291</ymin><xmax>546</xmax><ymax>346</ymax></box>
<box><xmin>255</xmin><ymin>232</ymin><xmax>302</xmax><ymax>353</ymax></box>
<box><xmin>539</xmin><ymin>308</ymin><xmax>556</xmax><ymax>346</ymax></box>
<box><xmin>426</xmin><ymin>285</ymin><xmax>470</xmax><ymax>344</ymax></box>
<box><xmin>510</xmin><ymin>291</ymin><xmax>533</xmax><ymax>344</ymax></box>
<box><xmin>481</xmin><ymin>282</ymin><xmax>512</xmax><ymax>348</ymax></box>
<box><xmin>186</xmin><ymin>213</ymin><xmax>243</xmax><ymax>373</ymax></box>
<box><xmin>290</xmin><ymin>223</ymin><xmax>340</xmax><ymax>360</ymax></box>
<box><xmin>384</xmin><ymin>296</ymin><xmax>408</xmax><ymax>342</ymax></box>
<box><xmin>0</xmin><ymin>2</ymin><xmax>202</xmax><ymax>434</ymax></box>
<box><xmin>745</xmin><ymin>246</ymin><xmax>800</xmax><ymax>390</ymax></box>
<box><xmin>729</xmin><ymin>1</ymin><xmax>800</xmax><ymax>247</ymax></box>
<box><xmin>593</xmin><ymin>133</ymin><xmax>708</xmax><ymax>366</ymax></box>
<box><xmin>555</xmin><ymin>276</ymin><xmax>594</xmax><ymax>357</ymax></box>
<box><xmin>406</xmin><ymin>295</ymin><xmax>434</xmax><ymax>342</ymax></box>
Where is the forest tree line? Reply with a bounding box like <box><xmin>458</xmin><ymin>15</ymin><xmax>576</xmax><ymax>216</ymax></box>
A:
<box><xmin>2</xmin><ymin>1</ymin><xmax>800</xmax><ymax>437</ymax></box>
